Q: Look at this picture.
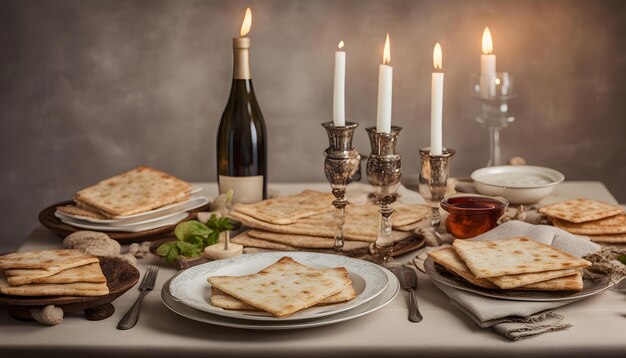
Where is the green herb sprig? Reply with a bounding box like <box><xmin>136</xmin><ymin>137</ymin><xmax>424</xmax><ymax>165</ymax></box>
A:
<box><xmin>156</xmin><ymin>215</ymin><xmax>233</xmax><ymax>262</ymax></box>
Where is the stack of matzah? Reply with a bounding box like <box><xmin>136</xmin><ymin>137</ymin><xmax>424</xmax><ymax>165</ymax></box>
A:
<box><xmin>52</xmin><ymin>167</ymin><xmax>209</xmax><ymax>233</ymax></box>
<box><xmin>57</xmin><ymin>166</ymin><xmax>193</xmax><ymax>219</ymax></box>
<box><xmin>227</xmin><ymin>190</ymin><xmax>431</xmax><ymax>253</ymax></box>
<box><xmin>429</xmin><ymin>237</ymin><xmax>591</xmax><ymax>291</ymax></box>
<box><xmin>0</xmin><ymin>249</ymin><xmax>109</xmax><ymax>297</ymax></box>
<box><xmin>540</xmin><ymin>199</ymin><xmax>626</xmax><ymax>244</ymax></box>
<box><xmin>207</xmin><ymin>257</ymin><xmax>355</xmax><ymax>318</ymax></box>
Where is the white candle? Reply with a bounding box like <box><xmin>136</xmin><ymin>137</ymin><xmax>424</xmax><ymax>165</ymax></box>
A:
<box><xmin>430</xmin><ymin>43</ymin><xmax>444</xmax><ymax>156</ymax></box>
<box><xmin>480</xmin><ymin>27</ymin><xmax>496</xmax><ymax>97</ymax></box>
<box><xmin>376</xmin><ymin>33</ymin><xmax>392</xmax><ymax>133</ymax></box>
<box><xmin>333</xmin><ymin>41</ymin><xmax>346</xmax><ymax>126</ymax></box>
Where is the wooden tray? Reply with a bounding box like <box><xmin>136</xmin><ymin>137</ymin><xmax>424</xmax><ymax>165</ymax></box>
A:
<box><xmin>39</xmin><ymin>200</ymin><xmax>211</xmax><ymax>244</ymax></box>
<box><xmin>149</xmin><ymin>231</ymin><xmax>425</xmax><ymax>269</ymax></box>
<box><xmin>0</xmin><ymin>257</ymin><xmax>140</xmax><ymax>321</ymax></box>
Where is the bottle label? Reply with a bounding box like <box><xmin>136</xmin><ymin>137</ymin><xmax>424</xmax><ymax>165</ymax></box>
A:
<box><xmin>219</xmin><ymin>175</ymin><xmax>263</xmax><ymax>204</ymax></box>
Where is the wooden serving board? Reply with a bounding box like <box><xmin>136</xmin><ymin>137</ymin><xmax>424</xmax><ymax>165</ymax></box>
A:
<box><xmin>0</xmin><ymin>257</ymin><xmax>140</xmax><ymax>321</ymax></box>
<box><xmin>39</xmin><ymin>200</ymin><xmax>211</xmax><ymax>244</ymax></box>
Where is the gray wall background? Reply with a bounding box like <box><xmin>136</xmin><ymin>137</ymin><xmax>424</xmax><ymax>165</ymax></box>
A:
<box><xmin>1</xmin><ymin>0</ymin><xmax>625</xmax><ymax>252</ymax></box>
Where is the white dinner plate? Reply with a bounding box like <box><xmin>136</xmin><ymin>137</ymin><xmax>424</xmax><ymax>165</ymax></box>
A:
<box><xmin>161</xmin><ymin>264</ymin><xmax>399</xmax><ymax>330</ymax></box>
<box><xmin>55</xmin><ymin>195</ymin><xmax>210</xmax><ymax>226</ymax></box>
<box><xmin>168</xmin><ymin>252</ymin><xmax>389</xmax><ymax>321</ymax></box>
<box><xmin>57</xmin><ymin>212</ymin><xmax>189</xmax><ymax>232</ymax></box>
<box><xmin>424</xmin><ymin>257</ymin><xmax>613</xmax><ymax>302</ymax></box>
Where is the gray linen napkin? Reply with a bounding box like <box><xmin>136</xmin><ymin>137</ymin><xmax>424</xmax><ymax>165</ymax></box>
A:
<box><xmin>414</xmin><ymin>221</ymin><xmax>601</xmax><ymax>340</ymax></box>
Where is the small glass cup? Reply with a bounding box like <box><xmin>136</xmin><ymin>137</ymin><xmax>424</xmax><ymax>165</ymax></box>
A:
<box><xmin>440</xmin><ymin>195</ymin><xmax>508</xmax><ymax>239</ymax></box>
<box><xmin>469</xmin><ymin>72</ymin><xmax>516</xmax><ymax>167</ymax></box>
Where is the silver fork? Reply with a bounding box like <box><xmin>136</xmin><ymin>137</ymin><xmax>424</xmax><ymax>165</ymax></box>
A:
<box><xmin>117</xmin><ymin>265</ymin><xmax>159</xmax><ymax>330</ymax></box>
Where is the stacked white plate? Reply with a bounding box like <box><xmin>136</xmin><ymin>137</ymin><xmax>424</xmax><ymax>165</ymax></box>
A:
<box><xmin>162</xmin><ymin>252</ymin><xmax>400</xmax><ymax>330</ymax></box>
<box><xmin>54</xmin><ymin>187</ymin><xmax>210</xmax><ymax>232</ymax></box>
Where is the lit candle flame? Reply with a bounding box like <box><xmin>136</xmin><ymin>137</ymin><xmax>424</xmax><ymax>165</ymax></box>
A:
<box><xmin>338</xmin><ymin>40</ymin><xmax>344</xmax><ymax>50</ymax></box>
<box><xmin>383</xmin><ymin>33</ymin><xmax>391</xmax><ymax>65</ymax></box>
<box><xmin>240</xmin><ymin>7</ymin><xmax>252</xmax><ymax>37</ymax></box>
<box><xmin>482</xmin><ymin>27</ymin><xmax>493</xmax><ymax>54</ymax></box>
<box><xmin>433</xmin><ymin>42</ymin><xmax>442</xmax><ymax>70</ymax></box>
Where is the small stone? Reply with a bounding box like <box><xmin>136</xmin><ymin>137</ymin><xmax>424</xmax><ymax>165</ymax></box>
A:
<box><xmin>118</xmin><ymin>253</ymin><xmax>138</xmax><ymax>267</ymax></box>
<box><xmin>140</xmin><ymin>241</ymin><xmax>152</xmax><ymax>252</ymax></box>
<box><xmin>31</xmin><ymin>305</ymin><xmax>63</xmax><ymax>326</ymax></box>
<box><xmin>63</xmin><ymin>231</ymin><xmax>121</xmax><ymax>257</ymax></box>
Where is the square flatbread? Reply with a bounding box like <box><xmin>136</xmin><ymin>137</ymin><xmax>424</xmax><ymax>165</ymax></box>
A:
<box><xmin>210</xmin><ymin>283</ymin><xmax>356</xmax><ymax>311</ymax></box>
<box><xmin>429</xmin><ymin>247</ymin><xmax>583</xmax><ymax>291</ymax></box>
<box><xmin>587</xmin><ymin>234</ymin><xmax>626</xmax><ymax>243</ymax></box>
<box><xmin>7</xmin><ymin>263</ymin><xmax>106</xmax><ymax>286</ymax></box>
<box><xmin>231</xmin><ymin>232</ymin><xmax>370</xmax><ymax>256</ymax></box>
<box><xmin>231</xmin><ymin>190</ymin><xmax>335</xmax><ymax>225</ymax></box>
<box><xmin>0</xmin><ymin>249</ymin><xmax>99</xmax><ymax>271</ymax></box>
<box><xmin>56</xmin><ymin>205</ymin><xmax>106</xmax><ymax>219</ymax></box>
<box><xmin>0</xmin><ymin>273</ymin><xmax>109</xmax><ymax>297</ymax></box>
<box><xmin>486</xmin><ymin>267</ymin><xmax>580</xmax><ymax>289</ymax></box>
<box><xmin>246</xmin><ymin>230</ymin><xmax>370</xmax><ymax>250</ymax></box>
<box><xmin>526</xmin><ymin>273</ymin><xmax>583</xmax><ymax>292</ymax></box>
<box><xmin>207</xmin><ymin>257</ymin><xmax>351</xmax><ymax>318</ymax></box>
<box><xmin>231</xmin><ymin>232</ymin><xmax>297</xmax><ymax>251</ymax></box>
<box><xmin>551</xmin><ymin>214</ymin><xmax>626</xmax><ymax>235</ymax></box>
<box><xmin>539</xmin><ymin>199</ymin><xmax>623</xmax><ymax>224</ymax></box>
<box><xmin>73</xmin><ymin>166</ymin><xmax>192</xmax><ymax>217</ymax></box>
<box><xmin>452</xmin><ymin>237</ymin><xmax>591</xmax><ymax>279</ymax></box>
<box><xmin>229</xmin><ymin>203</ymin><xmax>419</xmax><ymax>242</ymax></box>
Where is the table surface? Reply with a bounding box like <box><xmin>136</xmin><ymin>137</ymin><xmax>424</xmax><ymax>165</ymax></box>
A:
<box><xmin>1</xmin><ymin>181</ymin><xmax>625</xmax><ymax>358</ymax></box>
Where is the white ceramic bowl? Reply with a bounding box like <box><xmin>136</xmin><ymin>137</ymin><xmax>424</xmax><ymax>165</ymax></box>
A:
<box><xmin>471</xmin><ymin>165</ymin><xmax>565</xmax><ymax>205</ymax></box>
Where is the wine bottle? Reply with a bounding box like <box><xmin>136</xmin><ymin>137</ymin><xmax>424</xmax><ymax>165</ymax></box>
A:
<box><xmin>216</xmin><ymin>35</ymin><xmax>267</xmax><ymax>203</ymax></box>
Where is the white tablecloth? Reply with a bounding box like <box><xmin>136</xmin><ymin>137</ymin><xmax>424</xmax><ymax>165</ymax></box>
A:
<box><xmin>0</xmin><ymin>182</ymin><xmax>624</xmax><ymax>357</ymax></box>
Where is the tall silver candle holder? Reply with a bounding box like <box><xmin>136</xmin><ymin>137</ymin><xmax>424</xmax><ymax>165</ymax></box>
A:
<box><xmin>322</xmin><ymin>122</ymin><xmax>361</xmax><ymax>250</ymax></box>
<box><xmin>470</xmin><ymin>72</ymin><xmax>516</xmax><ymax>166</ymax></box>
<box><xmin>418</xmin><ymin>147</ymin><xmax>455</xmax><ymax>230</ymax></box>
<box><xmin>366</xmin><ymin>126</ymin><xmax>402</xmax><ymax>263</ymax></box>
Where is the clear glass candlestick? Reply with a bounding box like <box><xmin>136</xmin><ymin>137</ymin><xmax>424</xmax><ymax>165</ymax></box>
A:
<box><xmin>322</xmin><ymin>122</ymin><xmax>361</xmax><ymax>251</ymax></box>
<box><xmin>470</xmin><ymin>72</ymin><xmax>516</xmax><ymax>166</ymax></box>
<box><xmin>365</xmin><ymin>126</ymin><xmax>402</xmax><ymax>264</ymax></box>
<box><xmin>418</xmin><ymin>147</ymin><xmax>455</xmax><ymax>229</ymax></box>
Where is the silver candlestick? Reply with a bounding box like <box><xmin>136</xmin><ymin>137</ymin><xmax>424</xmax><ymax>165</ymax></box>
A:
<box><xmin>366</xmin><ymin>126</ymin><xmax>402</xmax><ymax>263</ymax></box>
<box><xmin>322</xmin><ymin>122</ymin><xmax>361</xmax><ymax>251</ymax></box>
<box><xmin>418</xmin><ymin>147</ymin><xmax>455</xmax><ymax>229</ymax></box>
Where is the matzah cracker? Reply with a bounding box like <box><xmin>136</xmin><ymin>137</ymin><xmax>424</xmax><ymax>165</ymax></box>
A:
<box><xmin>231</xmin><ymin>232</ymin><xmax>296</xmax><ymax>251</ymax></box>
<box><xmin>210</xmin><ymin>283</ymin><xmax>356</xmax><ymax>310</ymax></box>
<box><xmin>539</xmin><ymin>199</ymin><xmax>623</xmax><ymax>224</ymax></box>
<box><xmin>486</xmin><ymin>267</ymin><xmax>580</xmax><ymax>289</ymax></box>
<box><xmin>56</xmin><ymin>205</ymin><xmax>106</xmax><ymax>219</ymax></box>
<box><xmin>523</xmin><ymin>273</ymin><xmax>583</xmax><ymax>292</ymax></box>
<box><xmin>74</xmin><ymin>166</ymin><xmax>192</xmax><ymax>217</ymax></box>
<box><xmin>429</xmin><ymin>247</ymin><xmax>583</xmax><ymax>291</ymax></box>
<box><xmin>231</xmin><ymin>190</ymin><xmax>334</xmax><ymax>225</ymax></box>
<box><xmin>207</xmin><ymin>257</ymin><xmax>351</xmax><ymax>318</ymax></box>
<box><xmin>7</xmin><ymin>263</ymin><xmax>106</xmax><ymax>286</ymax></box>
<box><xmin>587</xmin><ymin>234</ymin><xmax>626</xmax><ymax>243</ymax></box>
<box><xmin>551</xmin><ymin>214</ymin><xmax>626</xmax><ymax>235</ymax></box>
<box><xmin>0</xmin><ymin>272</ymin><xmax>109</xmax><ymax>297</ymax></box>
<box><xmin>452</xmin><ymin>237</ymin><xmax>591</xmax><ymax>279</ymax></box>
<box><xmin>246</xmin><ymin>230</ymin><xmax>369</xmax><ymax>250</ymax></box>
<box><xmin>0</xmin><ymin>249</ymin><xmax>98</xmax><ymax>270</ymax></box>
<box><xmin>429</xmin><ymin>247</ymin><xmax>498</xmax><ymax>289</ymax></box>
<box><xmin>229</xmin><ymin>204</ymin><xmax>415</xmax><ymax>242</ymax></box>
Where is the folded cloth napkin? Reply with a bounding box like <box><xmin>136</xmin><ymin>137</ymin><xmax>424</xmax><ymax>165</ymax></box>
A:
<box><xmin>413</xmin><ymin>221</ymin><xmax>601</xmax><ymax>340</ymax></box>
